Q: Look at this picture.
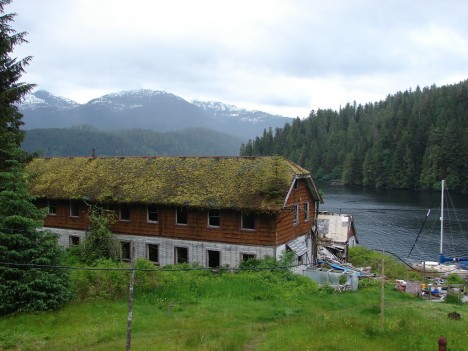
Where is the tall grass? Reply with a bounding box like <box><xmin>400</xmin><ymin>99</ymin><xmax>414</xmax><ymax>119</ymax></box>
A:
<box><xmin>348</xmin><ymin>246</ymin><xmax>421</xmax><ymax>280</ymax></box>
<box><xmin>1</xmin><ymin>255</ymin><xmax>466</xmax><ymax>351</ymax></box>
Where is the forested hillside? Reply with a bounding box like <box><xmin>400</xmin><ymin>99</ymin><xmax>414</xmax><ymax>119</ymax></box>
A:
<box><xmin>241</xmin><ymin>80</ymin><xmax>468</xmax><ymax>192</ymax></box>
<box><xmin>22</xmin><ymin>126</ymin><xmax>243</xmax><ymax>157</ymax></box>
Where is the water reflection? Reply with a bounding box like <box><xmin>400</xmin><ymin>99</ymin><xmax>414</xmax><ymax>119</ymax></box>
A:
<box><xmin>316</xmin><ymin>181</ymin><xmax>468</xmax><ymax>263</ymax></box>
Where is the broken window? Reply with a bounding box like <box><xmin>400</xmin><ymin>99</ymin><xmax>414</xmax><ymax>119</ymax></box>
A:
<box><xmin>121</xmin><ymin>241</ymin><xmax>131</xmax><ymax>261</ymax></box>
<box><xmin>207</xmin><ymin>250</ymin><xmax>220</xmax><ymax>268</ymax></box>
<box><xmin>69</xmin><ymin>235</ymin><xmax>80</xmax><ymax>246</ymax></box>
<box><xmin>241</xmin><ymin>253</ymin><xmax>256</xmax><ymax>262</ymax></box>
<box><xmin>175</xmin><ymin>246</ymin><xmax>188</xmax><ymax>264</ymax></box>
<box><xmin>241</xmin><ymin>212</ymin><xmax>255</xmax><ymax>230</ymax></box>
<box><xmin>70</xmin><ymin>200</ymin><xmax>80</xmax><ymax>217</ymax></box>
<box><xmin>48</xmin><ymin>200</ymin><xmax>57</xmax><ymax>215</ymax></box>
<box><xmin>147</xmin><ymin>205</ymin><xmax>158</xmax><ymax>222</ymax></box>
<box><xmin>119</xmin><ymin>204</ymin><xmax>130</xmax><ymax>221</ymax></box>
<box><xmin>147</xmin><ymin>244</ymin><xmax>159</xmax><ymax>264</ymax></box>
<box><xmin>293</xmin><ymin>204</ymin><xmax>299</xmax><ymax>225</ymax></box>
<box><xmin>176</xmin><ymin>207</ymin><xmax>188</xmax><ymax>225</ymax></box>
<box><xmin>208</xmin><ymin>209</ymin><xmax>220</xmax><ymax>227</ymax></box>
<box><xmin>304</xmin><ymin>202</ymin><xmax>310</xmax><ymax>222</ymax></box>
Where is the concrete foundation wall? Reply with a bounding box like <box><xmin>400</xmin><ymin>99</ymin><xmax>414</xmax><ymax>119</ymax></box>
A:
<box><xmin>44</xmin><ymin>227</ymin><xmax>276</xmax><ymax>268</ymax></box>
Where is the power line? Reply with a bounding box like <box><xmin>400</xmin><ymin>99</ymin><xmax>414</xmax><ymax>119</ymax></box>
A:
<box><xmin>0</xmin><ymin>261</ymin><xmax>300</xmax><ymax>272</ymax></box>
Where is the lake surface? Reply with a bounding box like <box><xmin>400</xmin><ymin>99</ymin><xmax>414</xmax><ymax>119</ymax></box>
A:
<box><xmin>316</xmin><ymin>181</ymin><xmax>468</xmax><ymax>264</ymax></box>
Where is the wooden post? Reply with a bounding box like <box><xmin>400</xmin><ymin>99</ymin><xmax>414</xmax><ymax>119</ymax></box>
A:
<box><xmin>126</xmin><ymin>245</ymin><xmax>136</xmax><ymax>351</ymax></box>
<box><xmin>438</xmin><ymin>336</ymin><xmax>447</xmax><ymax>351</ymax></box>
<box><xmin>380</xmin><ymin>250</ymin><xmax>385</xmax><ymax>331</ymax></box>
<box><xmin>422</xmin><ymin>261</ymin><xmax>426</xmax><ymax>299</ymax></box>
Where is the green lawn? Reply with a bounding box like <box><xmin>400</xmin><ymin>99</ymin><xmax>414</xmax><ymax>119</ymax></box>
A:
<box><xmin>1</xmin><ymin>277</ymin><xmax>466</xmax><ymax>351</ymax></box>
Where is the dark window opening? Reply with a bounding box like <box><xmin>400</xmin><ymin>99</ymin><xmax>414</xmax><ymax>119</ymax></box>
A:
<box><xmin>119</xmin><ymin>204</ymin><xmax>130</xmax><ymax>221</ymax></box>
<box><xmin>48</xmin><ymin>200</ymin><xmax>57</xmax><ymax>215</ymax></box>
<box><xmin>147</xmin><ymin>244</ymin><xmax>159</xmax><ymax>264</ymax></box>
<box><xmin>70</xmin><ymin>201</ymin><xmax>79</xmax><ymax>217</ymax></box>
<box><xmin>121</xmin><ymin>241</ymin><xmax>131</xmax><ymax>261</ymax></box>
<box><xmin>175</xmin><ymin>247</ymin><xmax>188</xmax><ymax>264</ymax></box>
<box><xmin>207</xmin><ymin>250</ymin><xmax>220</xmax><ymax>268</ymax></box>
<box><xmin>208</xmin><ymin>209</ymin><xmax>220</xmax><ymax>227</ymax></box>
<box><xmin>69</xmin><ymin>236</ymin><xmax>80</xmax><ymax>246</ymax></box>
<box><xmin>147</xmin><ymin>205</ymin><xmax>158</xmax><ymax>222</ymax></box>
<box><xmin>242</xmin><ymin>213</ymin><xmax>255</xmax><ymax>230</ymax></box>
<box><xmin>298</xmin><ymin>254</ymin><xmax>306</xmax><ymax>265</ymax></box>
<box><xmin>176</xmin><ymin>207</ymin><xmax>188</xmax><ymax>225</ymax></box>
<box><xmin>242</xmin><ymin>253</ymin><xmax>256</xmax><ymax>262</ymax></box>
<box><xmin>294</xmin><ymin>179</ymin><xmax>299</xmax><ymax>189</ymax></box>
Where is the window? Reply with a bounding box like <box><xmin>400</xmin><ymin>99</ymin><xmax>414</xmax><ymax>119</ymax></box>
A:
<box><xmin>293</xmin><ymin>204</ymin><xmax>299</xmax><ymax>225</ymax></box>
<box><xmin>241</xmin><ymin>212</ymin><xmax>255</xmax><ymax>230</ymax></box>
<box><xmin>175</xmin><ymin>247</ymin><xmax>188</xmax><ymax>264</ymax></box>
<box><xmin>147</xmin><ymin>244</ymin><xmax>159</xmax><ymax>264</ymax></box>
<box><xmin>48</xmin><ymin>200</ymin><xmax>57</xmax><ymax>215</ymax></box>
<box><xmin>304</xmin><ymin>202</ymin><xmax>310</xmax><ymax>222</ymax></box>
<box><xmin>69</xmin><ymin>235</ymin><xmax>80</xmax><ymax>246</ymax></box>
<box><xmin>294</xmin><ymin>179</ymin><xmax>299</xmax><ymax>190</ymax></box>
<box><xmin>147</xmin><ymin>205</ymin><xmax>158</xmax><ymax>222</ymax></box>
<box><xmin>121</xmin><ymin>241</ymin><xmax>131</xmax><ymax>261</ymax></box>
<box><xmin>298</xmin><ymin>254</ymin><xmax>305</xmax><ymax>265</ymax></box>
<box><xmin>207</xmin><ymin>250</ymin><xmax>220</xmax><ymax>268</ymax></box>
<box><xmin>119</xmin><ymin>204</ymin><xmax>130</xmax><ymax>221</ymax></box>
<box><xmin>241</xmin><ymin>253</ymin><xmax>256</xmax><ymax>262</ymax></box>
<box><xmin>176</xmin><ymin>207</ymin><xmax>188</xmax><ymax>225</ymax></box>
<box><xmin>70</xmin><ymin>201</ymin><xmax>80</xmax><ymax>217</ymax></box>
<box><xmin>208</xmin><ymin>209</ymin><xmax>220</xmax><ymax>227</ymax></box>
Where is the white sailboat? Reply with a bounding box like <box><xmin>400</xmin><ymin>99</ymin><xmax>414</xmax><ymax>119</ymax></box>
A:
<box><xmin>412</xmin><ymin>180</ymin><xmax>468</xmax><ymax>274</ymax></box>
<box><xmin>438</xmin><ymin>179</ymin><xmax>468</xmax><ymax>266</ymax></box>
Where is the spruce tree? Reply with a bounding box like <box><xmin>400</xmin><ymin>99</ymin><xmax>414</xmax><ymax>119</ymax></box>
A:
<box><xmin>0</xmin><ymin>0</ymin><xmax>71</xmax><ymax>314</ymax></box>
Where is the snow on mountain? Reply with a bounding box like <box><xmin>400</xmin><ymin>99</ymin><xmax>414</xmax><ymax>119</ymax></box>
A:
<box><xmin>192</xmin><ymin>100</ymin><xmax>289</xmax><ymax>124</ymax></box>
<box><xmin>86</xmin><ymin>89</ymin><xmax>187</xmax><ymax>111</ymax></box>
<box><xmin>20</xmin><ymin>90</ymin><xmax>79</xmax><ymax>110</ymax></box>
<box><xmin>19</xmin><ymin>89</ymin><xmax>293</xmax><ymax>138</ymax></box>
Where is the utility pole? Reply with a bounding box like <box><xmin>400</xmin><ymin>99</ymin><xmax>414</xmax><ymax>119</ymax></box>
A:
<box><xmin>126</xmin><ymin>244</ymin><xmax>136</xmax><ymax>351</ymax></box>
<box><xmin>380</xmin><ymin>250</ymin><xmax>385</xmax><ymax>331</ymax></box>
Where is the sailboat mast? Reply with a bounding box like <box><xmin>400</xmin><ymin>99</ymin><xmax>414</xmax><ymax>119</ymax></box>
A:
<box><xmin>439</xmin><ymin>179</ymin><xmax>445</xmax><ymax>255</ymax></box>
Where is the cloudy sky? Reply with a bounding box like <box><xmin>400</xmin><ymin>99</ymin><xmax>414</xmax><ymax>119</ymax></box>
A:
<box><xmin>8</xmin><ymin>0</ymin><xmax>468</xmax><ymax>117</ymax></box>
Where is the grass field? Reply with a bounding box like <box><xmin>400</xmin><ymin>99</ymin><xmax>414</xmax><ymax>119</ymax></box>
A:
<box><xmin>1</xmin><ymin>264</ymin><xmax>467</xmax><ymax>351</ymax></box>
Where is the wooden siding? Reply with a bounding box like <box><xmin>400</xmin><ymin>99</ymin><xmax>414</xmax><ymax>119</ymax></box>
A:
<box><xmin>37</xmin><ymin>199</ymin><xmax>89</xmax><ymax>230</ymax></box>
<box><xmin>37</xmin><ymin>200</ymin><xmax>278</xmax><ymax>246</ymax></box>
<box><xmin>276</xmin><ymin>178</ymin><xmax>316</xmax><ymax>245</ymax></box>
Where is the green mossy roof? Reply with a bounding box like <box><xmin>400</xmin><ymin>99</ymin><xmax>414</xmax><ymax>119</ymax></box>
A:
<box><xmin>26</xmin><ymin>156</ymin><xmax>313</xmax><ymax>213</ymax></box>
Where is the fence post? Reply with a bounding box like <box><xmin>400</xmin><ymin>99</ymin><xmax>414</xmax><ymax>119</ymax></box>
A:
<box><xmin>126</xmin><ymin>245</ymin><xmax>136</xmax><ymax>351</ymax></box>
<box><xmin>380</xmin><ymin>250</ymin><xmax>385</xmax><ymax>331</ymax></box>
<box><xmin>438</xmin><ymin>336</ymin><xmax>447</xmax><ymax>351</ymax></box>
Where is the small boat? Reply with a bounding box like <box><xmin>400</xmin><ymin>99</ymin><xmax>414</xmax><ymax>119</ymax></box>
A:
<box><xmin>411</xmin><ymin>180</ymin><xmax>468</xmax><ymax>275</ymax></box>
<box><xmin>437</xmin><ymin>180</ymin><xmax>468</xmax><ymax>266</ymax></box>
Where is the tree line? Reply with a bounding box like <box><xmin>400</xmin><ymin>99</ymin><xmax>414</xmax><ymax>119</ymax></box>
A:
<box><xmin>22</xmin><ymin>126</ymin><xmax>243</xmax><ymax>157</ymax></box>
<box><xmin>240</xmin><ymin>80</ymin><xmax>468</xmax><ymax>192</ymax></box>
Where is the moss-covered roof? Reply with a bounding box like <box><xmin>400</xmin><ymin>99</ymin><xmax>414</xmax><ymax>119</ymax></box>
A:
<box><xmin>26</xmin><ymin>156</ymin><xmax>316</xmax><ymax>213</ymax></box>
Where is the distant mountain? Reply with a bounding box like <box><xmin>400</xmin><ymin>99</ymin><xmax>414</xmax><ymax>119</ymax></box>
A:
<box><xmin>22</xmin><ymin>126</ymin><xmax>243</xmax><ymax>157</ymax></box>
<box><xmin>192</xmin><ymin>100</ymin><xmax>292</xmax><ymax>135</ymax></box>
<box><xmin>19</xmin><ymin>89</ymin><xmax>293</xmax><ymax>139</ymax></box>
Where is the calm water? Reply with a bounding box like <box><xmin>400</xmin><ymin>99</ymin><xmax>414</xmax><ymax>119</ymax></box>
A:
<box><xmin>316</xmin><ymin>181</ymin><xmax>468</xmax><ymax>263</ymax></box>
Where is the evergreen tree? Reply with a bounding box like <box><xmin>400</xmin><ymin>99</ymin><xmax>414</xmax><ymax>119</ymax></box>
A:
<box><xmin>0</xmin><ymin>0</ymin><xmax>71</xmax><ymax>314</ymax></box>
<box><xmin>240</xmin><ymin>79</ymin><xmax>468</xmax><ymax>192</ymax></box>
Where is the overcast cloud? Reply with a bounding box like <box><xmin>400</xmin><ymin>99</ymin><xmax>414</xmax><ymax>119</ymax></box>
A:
<box><xmin>8</xmin><ymin>0</ymin><xmax>468</xmax><ymax>117</ymax></box>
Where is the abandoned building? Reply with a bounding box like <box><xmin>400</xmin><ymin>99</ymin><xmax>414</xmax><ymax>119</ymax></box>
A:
<box><xmin>316</xmin><ymin>211</ymin><xmax>358</xmax><ymax>262</ymax></box>
<box><xmin>26</xmin><ymin>156</ymin><xmax>322</xmax><ymax>268</ymax></box>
